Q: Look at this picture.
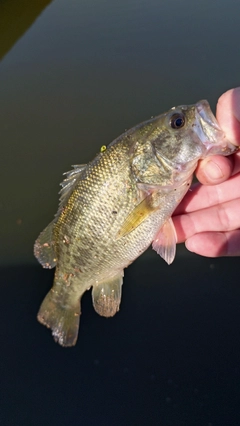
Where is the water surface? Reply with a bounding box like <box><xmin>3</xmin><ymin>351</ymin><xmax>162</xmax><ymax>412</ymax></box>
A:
<box><xmin>0</xmin><ymin>1</ymin><xmax>240</xmax><ymax>425</ymax></box>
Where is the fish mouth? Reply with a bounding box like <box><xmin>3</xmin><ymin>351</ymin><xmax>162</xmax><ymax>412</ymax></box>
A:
<box><xmin>195</xmin><ymin>100</ymin><xmax>238</xmax><ymax>155</ymax></box>
<box><xmin>196</xmin><ymin>100</ymin><xmax>222</xmax><ymax>131</ymax></box>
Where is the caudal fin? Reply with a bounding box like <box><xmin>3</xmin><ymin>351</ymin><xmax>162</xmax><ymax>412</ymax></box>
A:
<box><xmin>37</xmin><ymin>289</ymin><xmax>80</xmax><ymax>347</ymax></box>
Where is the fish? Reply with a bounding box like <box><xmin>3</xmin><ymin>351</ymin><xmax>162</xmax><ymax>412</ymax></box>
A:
<box><xmin>34</xmin><ymin>100</ymin><xmax>237</xmax><ymax>347</ymax></box>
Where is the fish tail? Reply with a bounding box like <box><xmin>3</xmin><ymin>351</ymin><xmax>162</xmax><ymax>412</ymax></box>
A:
<box><xmin>37</xmin><ymin>287</ymin><xmax>80</xmax><ymax>347</ymax></box>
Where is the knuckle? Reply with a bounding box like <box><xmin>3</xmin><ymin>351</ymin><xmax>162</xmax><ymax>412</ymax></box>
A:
<box><xmin>217</xmin><ymin>204</ymin><xmax>231</xmax><ymax>230</ymax></box>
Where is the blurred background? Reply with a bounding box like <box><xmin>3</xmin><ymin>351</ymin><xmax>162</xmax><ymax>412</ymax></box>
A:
<box><xmin>0</xmin><ymin>0</ymin><xmax>240</xmax><ymax>424</ymax></box>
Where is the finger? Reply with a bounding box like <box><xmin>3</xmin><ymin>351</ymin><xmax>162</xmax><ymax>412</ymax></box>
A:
<box><xmin>195</xmin><ymin>155</ymin><xmax>234</xmax><ymax>185</ymax></box>
<box><xmin>195</xmin><ymin>150</ymin><xmax>240</xmax><ymax>185</ymax></box>
<box><xmin>174</xmin><ymin>172</ymin><xmax>240</xmax><ymax>215</ymax></box>
<box><xmin>216</xmin><ymin>87</ymin><xmax>240</xmax><ymax>147</ymax></box>
<box><xmin>195</xmin><ymin>87</ymin><xmax>240</xmax><ymax>185</ymax></box>
<box><xmin>232</xmin><ymin>149</ymin><xmax>240</xmax><ymax>175</ymax></box>
<box><xmin>185</xmin><ymin>230</ymin><xmax>240</xmax><ymax>257</ymax></box>
<box><xmin>173</xmin><ymin>198</ymin><xmax>240</xmax><ymax>243</ymax></box>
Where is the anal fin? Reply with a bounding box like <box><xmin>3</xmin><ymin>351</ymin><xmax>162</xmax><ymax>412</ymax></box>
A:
<box><xmin>92</xmin><ymin>274</ymin><xmax>123</xmax><ymax>317</ymax></box>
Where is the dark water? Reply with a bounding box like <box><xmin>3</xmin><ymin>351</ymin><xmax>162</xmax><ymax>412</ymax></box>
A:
<box><xmin>0</xmin><ymin>1</ymin><xmax>240</xmax><ymax>425</ymax></box>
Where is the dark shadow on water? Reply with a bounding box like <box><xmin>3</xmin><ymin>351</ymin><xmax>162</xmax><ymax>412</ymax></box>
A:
<box><xmin>0</xmin><ymin>0</ymin><xmax>53</xmax><ymax>61</ymax></box>
<box><xmin>0</xmin><ymin>251</ymin><xmax>240</xmax><ymax>425</ymax></box>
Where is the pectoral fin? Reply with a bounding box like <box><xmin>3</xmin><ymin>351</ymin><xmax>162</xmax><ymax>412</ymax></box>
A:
<box><xmin>92</xmin><ymin>273</ymin><xmax>123</xmax><ymax>317</ymax></box>
<box><xmin>152</xmin><ymin>218</ymin><xmax>177</xmax><ymax>265</ymax></box>
<box><xmin>117</xmin><ymin>193</ymin><xmax>159</xmax><ymax>238</ymax></box>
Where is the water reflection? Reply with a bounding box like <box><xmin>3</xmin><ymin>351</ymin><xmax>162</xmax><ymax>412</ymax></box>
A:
<box><xmin>0</xmin><ymin>0</ymin><xmax>53</xmax><ymax>61</ymax></box>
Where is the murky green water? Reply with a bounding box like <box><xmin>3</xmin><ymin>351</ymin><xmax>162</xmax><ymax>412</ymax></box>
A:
<box><xmin>0</xmin><ymin>2</ymin><xmax>240</xmax><ymax>425</ymax></box>
<box><xmin>0</xmin><ymin>0</ymin><xmax>240</xmax><ymax>265</ymax></box>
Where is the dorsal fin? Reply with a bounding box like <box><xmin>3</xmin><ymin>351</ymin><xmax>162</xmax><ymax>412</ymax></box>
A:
<box><xmin>34</xmin><ymin>220</ymin><xmax>57</xmax><ymax>269</ymax></box>
<box><xmin>59</xmin><ymin>164</ymin><xmax>86</xmax><ymax>205</ymax></box>
<box><xmin>35</xmin><ymin>164</ymin><xmax>87</xmax><ymax>269</ymax></box>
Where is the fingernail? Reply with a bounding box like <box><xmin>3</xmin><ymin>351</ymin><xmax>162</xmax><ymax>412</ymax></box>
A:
<box><xmin>203</xmin><ymin>160</ymin><xmax>223</xmax><ymax>180</ymax></box>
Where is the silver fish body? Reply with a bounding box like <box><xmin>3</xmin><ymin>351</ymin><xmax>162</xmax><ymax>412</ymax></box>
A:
<box><xmin>34</xmin><ymin>100</ymin><xmax>237</xmax><ymax>346</ymax></box>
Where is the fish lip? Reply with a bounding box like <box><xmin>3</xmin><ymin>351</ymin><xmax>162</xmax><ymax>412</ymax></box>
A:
<box><xmin>196</xmin><ymin>100</ymin><xmax>222</xmax><ymax>131</ymax></box>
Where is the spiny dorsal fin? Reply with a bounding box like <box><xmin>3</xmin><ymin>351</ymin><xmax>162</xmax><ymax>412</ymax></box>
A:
<box><xmin>59</xmin><ymin>164</ymin><xmax>86</xmax><ymax>205</ymax></box>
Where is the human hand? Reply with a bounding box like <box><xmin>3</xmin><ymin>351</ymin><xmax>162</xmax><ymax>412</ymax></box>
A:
<box><xmin>173</xmin><ymin>87</ymin><xmax>240</xmax><ymax>257</ymax></box>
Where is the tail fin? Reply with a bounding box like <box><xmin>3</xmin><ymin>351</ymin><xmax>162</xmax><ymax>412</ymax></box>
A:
<box><xmin>37</xmin><ymin>289</ymin><xmax>80</xmax><ymax>347</ymax></box>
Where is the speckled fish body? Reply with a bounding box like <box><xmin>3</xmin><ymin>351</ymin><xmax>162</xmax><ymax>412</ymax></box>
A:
<box><xmin>34</xmin><ymin>100</ymin><xmax>237</xmax><ymax>346</ymax></box>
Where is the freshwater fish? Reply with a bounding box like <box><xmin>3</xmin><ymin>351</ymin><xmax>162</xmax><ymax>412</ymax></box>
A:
<box><xmin>34</xmin><ymin>100</ymin><xmax>237</xmax><ymax>346</ymax></box>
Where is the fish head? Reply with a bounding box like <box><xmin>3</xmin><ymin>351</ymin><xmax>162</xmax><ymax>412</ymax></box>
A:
<box><xmin>132</xmin><ymin>100</ymin><xmax>237</xmax><ymax>187</ymax></box>
<box><xmin>154</xmin><ymin>99</ymin><xmax>237</xmax><ymax>163</ymax></box>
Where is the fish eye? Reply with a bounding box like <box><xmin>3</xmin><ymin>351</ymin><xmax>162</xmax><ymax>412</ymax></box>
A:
<box><xmin>170</xmin><ymin>113</ymin><xmax>185</xmax><ymax>129</ymax></box>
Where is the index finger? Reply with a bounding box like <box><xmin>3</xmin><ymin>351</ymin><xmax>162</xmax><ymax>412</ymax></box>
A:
<box><xmin>195</xmin><ymin>88</ymin><xmax>240</xmax><ymax>185</ymax></box>
<box><xmin>196</xmin><ymin>149</ymin><xmax>240</xmax><ymax>185</ymax></box>
<box><xmin>174</xmin><ymin>169</ymin><xmax>240</xmax><ymax>215</ymax></box>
